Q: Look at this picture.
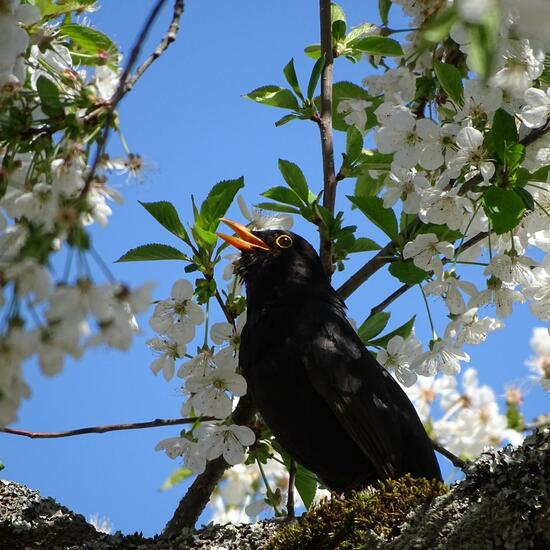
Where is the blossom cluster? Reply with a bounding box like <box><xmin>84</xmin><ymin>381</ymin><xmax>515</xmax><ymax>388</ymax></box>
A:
<box><xmin>172</xmin><ymin>0</ymin><xmax>550</xmax><ymax>521</ymax></box>
<box><xmin>0</xmin><ymin>2</ymin><xmax>153</xmax><ymax>425</ymax></box>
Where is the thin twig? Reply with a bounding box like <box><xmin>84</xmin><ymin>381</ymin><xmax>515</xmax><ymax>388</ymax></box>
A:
<box><xmin>364</xmin><ymin>231</ymin><xmax>489</xmax><ymax>317</ymax></box>
<box><xmin>317</xmin><ymin>0</ymin><xmax>337</xmax><ymax>278</ymax></box>
<box><xmin>286</xmin><ymin>458</ymin><xmax>297</xmax><ymax>519</ymax></box>
<box><xmin>80</xmin><ymin>0</ymin><xmax>176</xmax><ymax>197</ymax></box>
<box><xmin>0</xmin><ymin>416</ymin><xmax>212</xmax><ymax>439</ymax></box>
<box><xmin>124</xmin><ymin>0</ymin><xmax>185</xmax><ymax>93</ymax></box>
<box><xmin>433</xmin><ymin>441</ymin><xmax>468</xmax><ymax>469</ymax></box>
<box><xmin>369</xmin><ymin>284</ymin><xmax>411</xmax><ymax>318</ymax></box>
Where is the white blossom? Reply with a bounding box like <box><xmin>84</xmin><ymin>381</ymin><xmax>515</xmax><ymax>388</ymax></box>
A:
<box><xmin>411</xmin><ymin>339</ymin><xmax>470</xmax><ymax>376</ymax></box>
<box><xmin>424</xmin><ymin>272</ymin><xmax>479</xmax><ymax>315</ymax></box>
<box><xmin>447</xmin><ymin>126</ymin><xmax>495</xmax><ymax>182</ymax></box>
<box><xmin>197</xmin><ymin>423</ymin><xmax>256</xmax><ymax>466</ymax></box>
<box><xmin>336</xmin><ymin>98</ymin><xmax>372</xmax><ymax>133</ymax></box>
<box><xmin>149</xmin><ymin>279</ymin><xmax>204</xmax><ymax>345</ymax></box>
<box><xmin>382</xmin><ymin>167</ymin><xmax>430</xmax><ymax>214</ymax></box>
<box><xmin>403</xmin><ymin>233</ymin><xmax>454</xmax><ymax>276</ymax></box>
<box><xmin>444</xmin><ymin>308</ymin><xmax>504</xmax><ymax>346</ymax></box>
<box><xmin>238</xmin><ymin>196</ymin><xmax>293</xmax><ymax>231</ymax></box>
<box><xmin>377</xmin><ymin>334</ymin><xmax>422</xmax><ymax>386</ymax></box>
<box><xmin>469</xmin><ymin>277</ymin><xmax>525</xmax><ymax>317</ymax></box>
<box><xmin>520</xmin><ymin>87</ymin><xmax>550</xmax><ymax>128</ymax></box>
<box><xmin>525</xmin><ymin>327</ymin><xmax>550</xmax><ymax>390</ymax></box>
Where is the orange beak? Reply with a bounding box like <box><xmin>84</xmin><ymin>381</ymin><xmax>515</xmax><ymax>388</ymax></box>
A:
<box><xmin>216</xmin><ymin>218</ymin><xmax>270</xmax><ymax>252</ymax></box>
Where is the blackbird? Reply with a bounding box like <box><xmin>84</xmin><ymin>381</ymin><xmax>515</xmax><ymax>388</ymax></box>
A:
<box><xmin>218</xmin><ymin>219</ymin><xmax>442</xmax><ymax>491</ymax></box>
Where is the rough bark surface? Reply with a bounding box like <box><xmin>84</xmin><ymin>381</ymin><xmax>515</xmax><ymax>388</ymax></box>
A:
<box><xmin>1</xmin><ymin>428</ymin><xmax>548</xmax><ymax>549</ymax></box>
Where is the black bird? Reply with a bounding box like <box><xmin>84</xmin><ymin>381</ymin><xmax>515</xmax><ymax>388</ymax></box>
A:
<box><xmin>218</xmin><ymin>219</ymin><xmax>442</xmax><ymax>492</ymax></box>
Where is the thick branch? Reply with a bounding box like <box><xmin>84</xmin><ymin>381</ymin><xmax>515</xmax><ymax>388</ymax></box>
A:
<box><xmin>338</xmin><ymin>241</ymin><xmax>396</xmax><ymax>299</ymax></box>
<box><xmin>162</xmin><ymin>395</ymin><xmax>256</xmax><ymax>538</ymax></box>
<box><xmin>318</xmin><ymin>0</ymin><xmax>337</xmax><ymax>278</ymax></box>
<box><xmin>0</xmin><ymin>416</ymin><xmax>210</xmax><ymax>439</ymax></box>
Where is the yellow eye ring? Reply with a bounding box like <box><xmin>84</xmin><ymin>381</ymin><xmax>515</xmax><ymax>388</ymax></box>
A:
<box><xmin>275</xmin><ymin>234</ymin><xmax>293</xmax><ymax>248</ymax></box>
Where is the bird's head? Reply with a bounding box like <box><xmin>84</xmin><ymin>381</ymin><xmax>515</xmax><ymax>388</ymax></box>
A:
<box><xmin>217</xmin><ymin>218</ymin><xmax>328</xmax><ymax>297</ymax></box>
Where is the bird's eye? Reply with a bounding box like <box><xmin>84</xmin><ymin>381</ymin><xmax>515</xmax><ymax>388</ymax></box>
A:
<box><xmin>275</xmin><ymin>234</ymin><xmax>293</xmax><ymax>248</ymax></box>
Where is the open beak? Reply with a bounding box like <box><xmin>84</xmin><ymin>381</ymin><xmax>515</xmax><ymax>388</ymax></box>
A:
<box><xmin>216</xmin><ymin>218</ymin><xmax>270</xmax><ymax>252</ymax></box>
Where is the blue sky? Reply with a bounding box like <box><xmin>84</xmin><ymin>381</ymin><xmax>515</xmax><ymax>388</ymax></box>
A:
<box><xmin>1</xmin><ymin>0</ymin><xmax>548</xmax><ymax>538</ymax></box>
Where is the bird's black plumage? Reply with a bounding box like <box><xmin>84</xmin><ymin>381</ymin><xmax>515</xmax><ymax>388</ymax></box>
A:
<box><xmin>235</xmin><ymin>229</ymin><xmax>442</xmax><ymax>491</ymax></box>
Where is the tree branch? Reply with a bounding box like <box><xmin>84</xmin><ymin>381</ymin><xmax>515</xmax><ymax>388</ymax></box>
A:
<box><xmin>317</xmin><ymin>0</ymin><xmax>337</xmax><ymax>278</ymax></box>
<box><xmin>162</xmin><ymin>395</ymin><xmax>256</xmax><ymax>537</ymax></box>
<box><xmin>362</xmin><ymin>231</ymin><xmax>489</xmax><ymax>319</ymax></box>
<box><xmin>80</xmin><ymin>0</ymin><xmax>183</xmax><ymax>197</ymax></box>
<box><xmin>124</xmin><ymin>0</ymin><xmax>185</xmax><ymax>94</ymax></box>
<box><xmin>432</xmin><ymin>441</ymin><xmax>468</xmax><ymax>469</ymax></box>
<box><xmin>0</xmin><ymin>416</ymin><xmax>211</xmax><ymax>439</ymax></box>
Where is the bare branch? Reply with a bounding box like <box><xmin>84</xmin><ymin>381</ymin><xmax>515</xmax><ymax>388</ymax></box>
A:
<box><xmin>361</xmin><ymin>231</ymin><xmax>490</xmax><ymax>318</ymax></box>
<box><xmin>80</xmin><ymin>0</ymin><xmax>183</xmax><ymax>197</ymax></box>
<box><xmin>337</xmin><ymin>241</ymin><xmax>396</xmax><ymax>299</ymax></box>
<box><xmin>433</xmin><ymin>441</ymin><xmax>468</xmax><ymax>470</ymax></box>
<box><xmin>0</xmin><ymin>416</ymin><xmax>211</xmax><ymax>439</ymax></box>
<box><xmin>286</xmin><ymin>458</ymin><xmax>297</xmax><ymax>519</ymax></box>
<box><xmin>124</xmin><ymin>0</ymin><xmax>185</xmax><ymax>94</ymax></box>
<box><xmin>318</xmin><ymin>0</ymin><xmax>337</xmax><ymax>278</ymax></box>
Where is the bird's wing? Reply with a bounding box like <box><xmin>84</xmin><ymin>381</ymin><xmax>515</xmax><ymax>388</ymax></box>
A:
<box><xmin>303</xmin><ymin>309</ymin><xmax>402</xmax><ymax>479</ymax></box>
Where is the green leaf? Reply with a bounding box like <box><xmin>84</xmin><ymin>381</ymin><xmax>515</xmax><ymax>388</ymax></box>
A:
<box><xmin>331</xmin><ymin>81</ymin><xmax>375</xmax><ymax>132</ymax></box>
<box><xmin>261</xmin><ymin>186</ymin><xmax>303</xmax><ymax>208</ymax></box>
<box><xmin>423</xmin><ymin>6</ymin><xmax>458</xmax><ymax>42</ymax></box>
<box><xmin>278</xmin><ymin>159</ymin><xmax>309</xmax><ymax>202</ymax></box>
<box><xmin>139</xmin><ymin>201</ymin><xmax>189</xmax><ymax>242</ymax></box>
<box><xmin>255</xmin><ymin>202</ymin><xmax>301</xmax><ymax>214</ymax></box>
<box><xmin>357</xmin><ymin>151</ymin><xmax>393</xmax><ymax>171</ymax></box>
<box><xmin>486</xmin><ymin>109</ymin><xmax>518</xmax><ymax>161</ymax></box>
<box><xmin>244</xmin><ymin>86</ymin><xmax>299</xmax><ymax>110</ymax></box>
<box><xmin>283</xmin><ymin>58</ymin><xmax>304</xmax><ymax>100</ymax></box>
<box><xmin>389</xmin><ymin>260</ymin><xmax>428</xmax><ymax>284</ymax></box>
<box><xmin>348</xmin><ymin>195</ymin><xmax>398</xmax><ymax>239</ymax></box>
<box><xmin>434</xmin><ymin>61</ymin><xmax>464</xmax><ymax>105</ymax></box>
<box><xmin>467</xmin><ymin>15</ymin><xmax>499</xmax><ymax>80</ymax></box>
<box><xmin>350</xmin><ymin>36</ymin><xmax>403</xmax><ymax>57</ymax></box>
<box><xmin>275</xmin><ymin>114</ymin><xmax>299</xmax><ymax>127</ymax></box>
<box><xmin>346</xmin><ymin>126</ymin><xmax>363</xmax><ymax>162</ymax></box>
<box><xmin>199</xmin><ymin>177</ymin><xmax>245</xmax><ymax>231</ymax></box>
<box><xmin>193</xmin><ymin>224</ymin><xmax>218</xmax><ymax>246</ymax></box>
<box><xmin>354</xmin><ymin>172</ymin><xmax>385</xmax><ymax>198</ymax></box>
<box><xmin>369</xmin><ymin>315</ymin><xmax>416</xmax><ymax>348</ymax></box>
<box><xmin>358</xmin><ymin>312</ymin><xmax>391</xmax><ymax>343</ymax></box>
<box><xmin>115</xmin><ymin>243</ymin><xmax>187</xmax><ymax>263</ymax></box>
<box><xmin>514</xmin><ymin>188</ymin><xmax>535</xmax><ymax>212</ymax></box>
<box><xmin>272</xmin><ymin>439</ymin><xmax>317</xmax><ymax>509</ymax></box>
<box><xmin>36</xmin><ymin>76</ymin><xmax>63</xmax><ymax>117</ymax></box>
<box><xmin>32</xmin><ymin>0</ymin><xmax>96</xmax><ymax>17</ymax></box>
<box><xmin>349</xmin><ymin>237</ymin><xmax>382</xmax><ymax>252</ymax></box>
<box><xmin>345</xmin><ymin>23</ymin><xmax>375</xmax><ymax>44</ymax></box>
<box><xmin>482</xmin><ymin>187</ymin><xmax>526</xmax><ymax>234</ymax></box>
<box><xmin>332</xmin><ymin>20</ymin><xmax>347</xmax><ymax>41</ymax></box>
<box><xmin>504</xmin><ymin>143</ymin><xmax>525</xmax><ymax>173</ymax></box>
<box><xmin>160</xmin><ymin>467</ymin><xmax>193</xmax><ymax>491</ymax></box>
<box><xmin>304</xmin><ymin>44</ymin><xmax>322</xmax><ymax>60</ymax></box>
<box><xmin>307</xmin><ymin>54</ymin><xmax>325</xmax><ymax>100</ymax></box>
<box><xmin>61</xmin><ymin>23</ymin><xmax>119</xmax><ymax>67</ymax></box>
<box><xmin>331</xmin><ymin>2</ymin><xmax>346</xmax><ymax>25</ymax></box>
<box><xmin>419</xmin><ymin>224</ymin><xmax>462</xmax><ymax>242</ymax></box>
<box><xmin>379</xmin><ymin>0</ymin><xmax>391</xmax><ymax>25</ymax></box>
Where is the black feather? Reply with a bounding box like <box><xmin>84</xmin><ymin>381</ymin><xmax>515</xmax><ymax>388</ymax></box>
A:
<box><xmin>238</xmin><ymin>230</ymin><xmax>441</xmax><ymax>491</ymax></box>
